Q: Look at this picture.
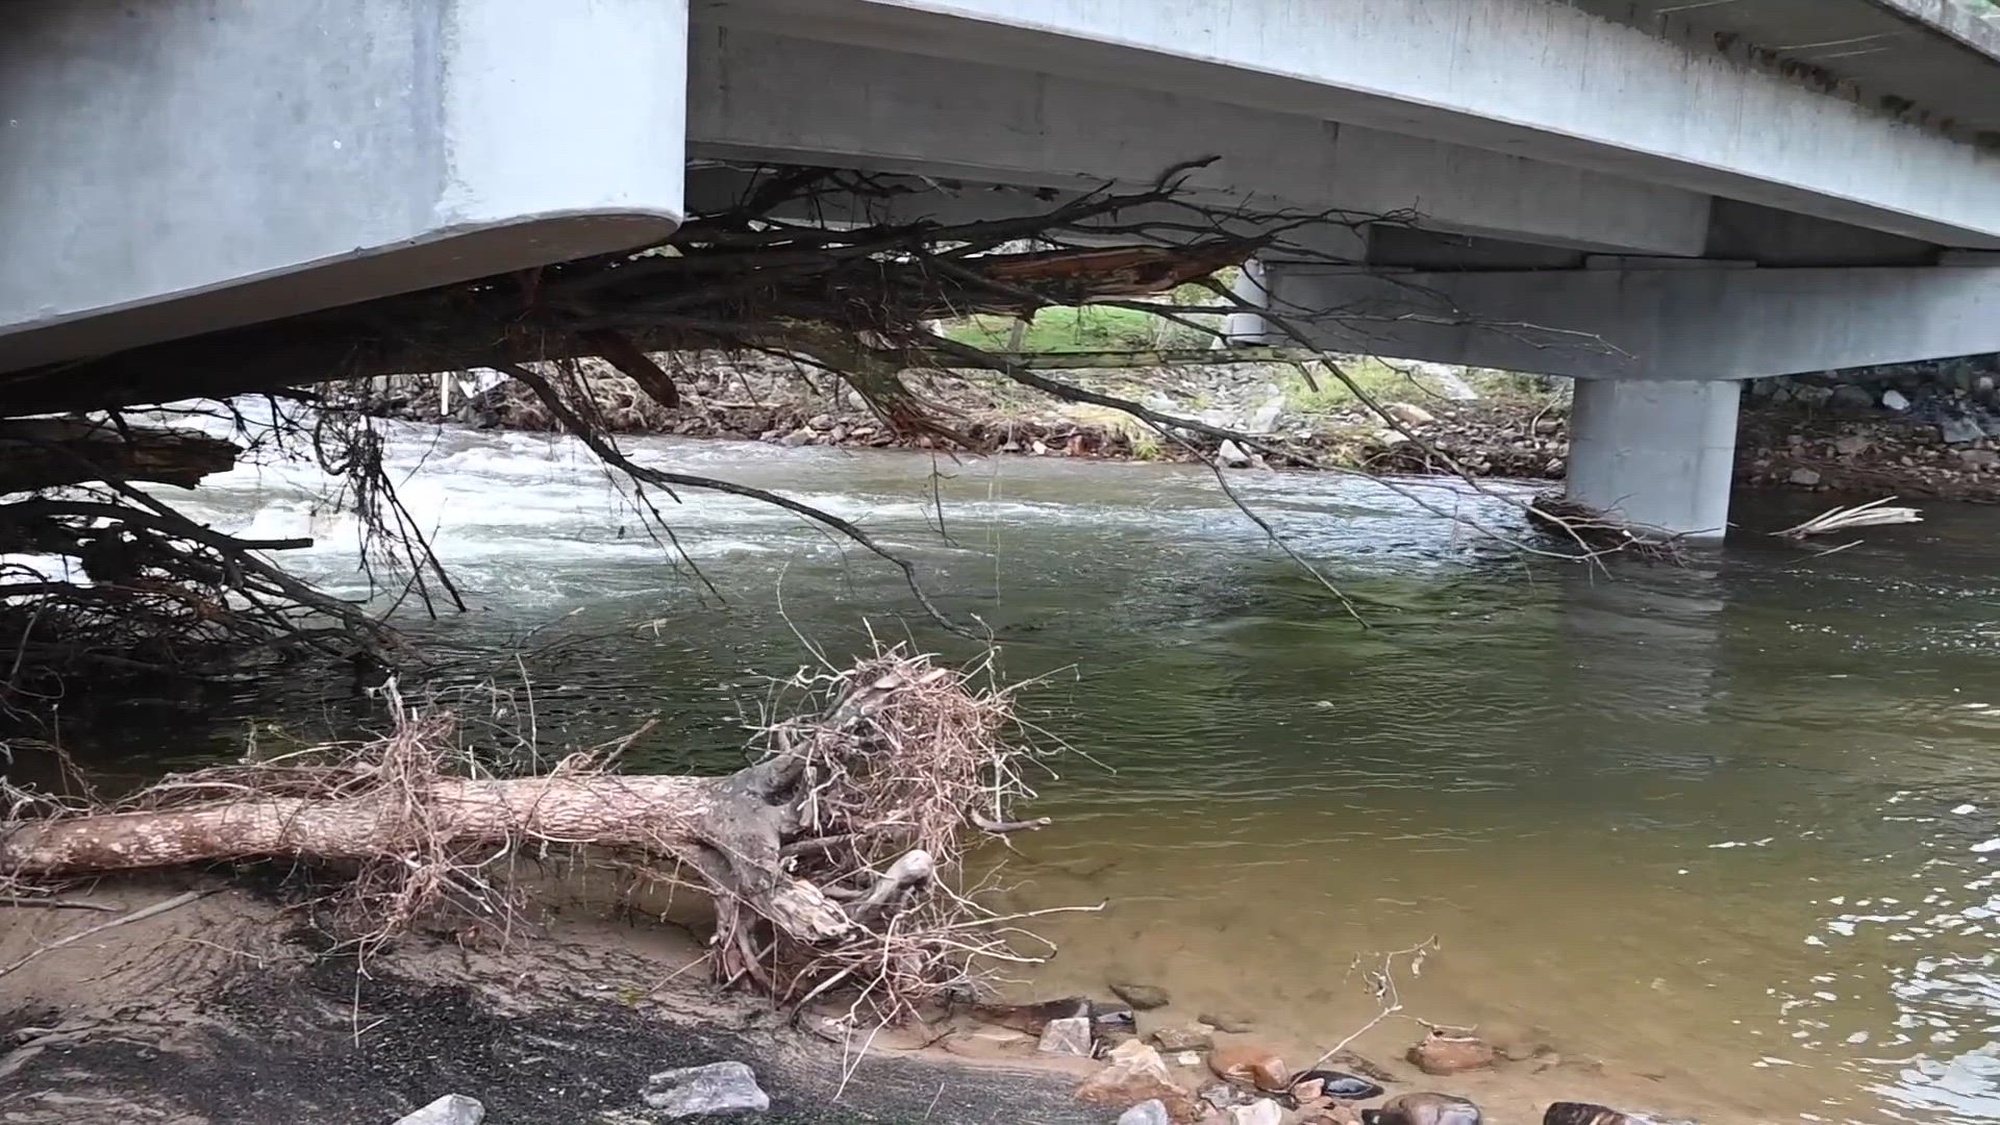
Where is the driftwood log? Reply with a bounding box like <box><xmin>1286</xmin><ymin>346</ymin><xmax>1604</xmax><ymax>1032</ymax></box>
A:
<box><xmin>0</xmin><ymin>418</ymin><xmax>239</xmax><ymax>494</ymax></box>
<box><xmin>0</xmin><ymin>769</ymin><xmax>851</xmax><ymax>944</ymax></box>
<box><xmin>0</xmin><ymin>651</ymin><xmax>1049</xmax><ymax>1019</ymax></box>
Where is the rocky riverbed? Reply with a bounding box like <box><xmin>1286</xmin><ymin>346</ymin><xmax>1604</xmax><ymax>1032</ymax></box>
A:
<box><xmin>368</xmin><ymin>349</ymin><xmax>2000</xmax><ymax>511</ymax></box>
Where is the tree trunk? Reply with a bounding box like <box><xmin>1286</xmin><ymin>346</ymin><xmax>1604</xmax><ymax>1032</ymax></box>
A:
<box><xmin>0</xmin><ymin>771</ymin><xmax>853</xmax><ymax>944</ymax></box>
<box><xmin>0</xmin><ymin>419</ymin><xmax>240</xmax><ymax>493</ymax></box>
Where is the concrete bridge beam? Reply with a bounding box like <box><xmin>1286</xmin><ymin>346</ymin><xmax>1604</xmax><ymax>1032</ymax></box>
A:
<box><xmin>687</xmin><ymin>27</ymin><xmax>1716</xmax><ymax>256</ymax></box>
<box><xmin>1263</xmin><ymin>264</ymin><xmax>2000</xmax><ymax>382</ymax></box>
<box><xmin>712</xmin><ymin>0</ymin><xmax>2000</xmax><ymax>248</ymax></box>
<box><xmin>0</xmin><ymin>0</ymin><xmax>690</xmax><ymax>372</ymax></box>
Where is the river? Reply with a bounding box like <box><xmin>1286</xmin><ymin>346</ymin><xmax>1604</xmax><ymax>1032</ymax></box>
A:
<box><xmin>51</xmin><ymin>417</ymin><xmax>2000</xmax><ymax>1124</ymax></box>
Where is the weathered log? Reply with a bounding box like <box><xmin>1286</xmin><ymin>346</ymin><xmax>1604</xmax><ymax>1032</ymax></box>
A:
<box><xmin>0</xmin><ymin>772</ymin><xmax>852</xmax><ymax>944</ymax></box>
<box><xmin>0</xmin><ymin>418</ymin><xmax>239</xmax><ymax>493</ymax></box>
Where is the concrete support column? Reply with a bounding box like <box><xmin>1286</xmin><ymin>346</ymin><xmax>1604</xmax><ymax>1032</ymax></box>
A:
<box><xmin>1568</xmin><ymin>379</ymin><xmax>1740</xmax><ymax>539</ymax></box>
<box><xmin>1216</xmin><ymin>259</ymin><xmax>1271</xmax><ymax>347</ymax></box>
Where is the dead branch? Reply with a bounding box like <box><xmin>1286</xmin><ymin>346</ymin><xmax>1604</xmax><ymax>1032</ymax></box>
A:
<box><xmin>1776</xmin><ymin>497</ymin><xmax>1922</xmax><ymax>540</ymax></box>
<box><xmin>0</xmin><ymin>648</ymin><xmax>1062</xmax><ymax>1020</ymax></box>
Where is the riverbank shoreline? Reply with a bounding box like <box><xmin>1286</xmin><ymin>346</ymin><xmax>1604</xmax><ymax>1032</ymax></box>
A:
<box><xmin>0</xmin><ymin>877</ymin><xmax>1754</xmax><ymax>1125</ymax></box>
<box><xmin>377</xmin><ymin>355</ymin><xmax>2000</xmax><ymax>509</ymax></box>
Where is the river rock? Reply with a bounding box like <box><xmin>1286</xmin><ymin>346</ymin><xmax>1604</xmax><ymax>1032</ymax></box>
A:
<box><xmin>641</xmin><ymin>1061</ymin><xmax>770</xmax><ymax>1118</ymax></box>
<box><xmin>1407</xmin><ymin>1032</ymin><xmax>1497</xmax><ymax>1076</ymax></box>
<box><xmin>1883</xmin><ymin>388</ymin><xmax>1912</xmax><ymax>411</ymax></box>
<box><xmin>1119</xmin><ymin>1100</ymin><xmax>1172</xmax><ymax>1125</ymax></box>
<box><xmin>1074</xmin><ymin>1041</ymin><xmax>1198</xmax><ymax>1122</ymax></box>
<box><xmin>1303</xmin><ymin>1105</ymin><xmax>1366</xmax><ymax>1125</ymax></box>
<box><xmin>1832</xmin><ymin>433</ymin><xmax>1871</xmax><ymax>457</ymax></box>
<box><xmin>1368</xmin><ymin>1092</ymin><xmax>1483</xmax><ymax>1125</ymax></box>
<box><xmin>1226</xmin><ymin>1099</ymin><xmax>1284</xmax><ymax>1125</ymax></box>
<box><xmin>1963</xmin><ymin>449</ymin><xmax>1999</xmax><ymax>468</ymax></box>
<box><xmin>1787</xmin><ymin>467</ymin><xmax>1822</xmax><ymax>487</ymax></box>
<box><xmin>1151</xmin><ymin>1025</ymin><xmax>1213</xmax><ymax>1052</ymax></box>
<box><xmin>394</xmin><ymin>1094</ymin><xmax>485</xmax><ymax>1125</ymax></box>
<box><xmin>781</xmin><ymin>427</ymin><xmax>813</xmax><ymax>446</ymax></box>
<box><xmin>1039</xmin><ymin>1015</ymin><xmax>1094</xmax><ymax>1057</ymax></box>
<box><xmin>1383</xmin><ymin>402</ymin><xmax>1436</xmax><ymax>426</ymax></box>
<box><xmin>1209</xmin><ymin>1043</ymin><xmax>1290</xmax><ymax>1090</ymax></box>
<box><xmin>1197</xmin><ymin>1011</ymin><xmax>1256</xmax><ymax>1033</ymax></box>
<box><xmin>975</xmin><ymin>995</ymin><xmax>1087</xmax><ymax>1034</ymax></box>
<box><xmin>1830</xmin><ymin>384</ymin><xmax>1876</xmax><ymax>410</ymax></box>
<box><xmin>1543</xmin><ymin>1102</ymin><xmax>1700</xmax><ymax>1125</ymax></box>
<box><xmin>1290</xmin><ymin>1069</ymin><xmax>1386</xmax><ymax>1101</ymax></box>
<box><xmin>1109</xmin><ymin>980</ymin><xmax>1172</xmax><ymax>1011</ymax></box>
<box><xmin>1941</xmin><ymin>415</ymin><xmax>1986</xmax><ymax>445</ymax></box>
<box><xmin>1218</xmin><ymin>440</ymin><xmax>1253</xmax><ymax>467</ymax></box>
<box><xmin>1247</xmin><ymin>400</ymin><xmax>1287</xmax><ymax>433</ymax></box>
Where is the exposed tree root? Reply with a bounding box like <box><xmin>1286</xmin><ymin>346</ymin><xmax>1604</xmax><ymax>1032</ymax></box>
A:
<box><xmin>0</xmin><ymin>648</ymin><xmax>1065</xmax><ymax>1023</ymax></box>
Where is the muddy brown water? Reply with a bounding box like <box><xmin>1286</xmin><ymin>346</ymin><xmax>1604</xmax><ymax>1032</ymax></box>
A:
<box><xmin>26</xmin><ymin>417</ymin><xmax>2000</xmax><ymax>1124</ymax></box>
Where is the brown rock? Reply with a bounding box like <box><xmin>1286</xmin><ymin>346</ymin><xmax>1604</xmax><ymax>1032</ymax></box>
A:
<box><xmin>1407</xmin><ymin>1032</ymin><xmax>1497</xmax><ymax>1076</ymax></box>
<box><xmin>1303</xmin><ymin>1104</ymin><xmax>1365</xmax><ymax>1125</ymax></box>
<box><xmin>973</xmin><ymin>996</ymin><xmax>1087</xmax><ymax>1034</ymax></box>
<box><xmin>1208</xmin><ymin>1043</ymin><xmax>1291</xmax><ymax>1091</ymax></box>
<box><xmin>1151</xmin><ymin>1026</ymin><xmax>1214</xmax><ymax>1052</ymax></box>
<box><xmin>1075</xmin><ymin>1041</ymin><xmax>1201</xmax><ymax>1123</ymax></box>
<box><xmin>1110</xmin><ymin>981</ymin><xmax>1172</xmax><ymax>1011</ymax></box>
<box><xmin>1369</xmin><ymin>1093</ymin><xmax>1482</xmax><ymax>1125</ymax></box>
<box><xmin>1198</xmin><ymin>1011</ymin><xmax>1256</xmax><ymax>1034</ymax></box>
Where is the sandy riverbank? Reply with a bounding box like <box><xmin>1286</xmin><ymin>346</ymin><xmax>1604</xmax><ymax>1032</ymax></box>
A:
<box><xmin>0</xmin><ymin>878</ymin><xmax>1753</xmax><ymax>1125</ymax></box>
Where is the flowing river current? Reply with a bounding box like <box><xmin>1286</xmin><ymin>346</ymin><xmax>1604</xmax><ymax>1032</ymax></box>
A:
<box><xmin>47</xmin><ymin>416</ymin><xmax>2000</xmax><ymax>1124</ymax></box>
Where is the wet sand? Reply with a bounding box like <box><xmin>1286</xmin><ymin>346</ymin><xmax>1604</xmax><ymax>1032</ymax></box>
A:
<box><xmin>0</xmin><ymin>879</ymin><xmax>1740</xmax><ymax>1125</ymax></box>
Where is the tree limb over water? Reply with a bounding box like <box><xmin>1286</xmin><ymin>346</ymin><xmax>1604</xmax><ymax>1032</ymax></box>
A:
<box><xmin>0</xmin><ymin>160</ymin><xmax>1657</xmax><ymax>706</ymax></box>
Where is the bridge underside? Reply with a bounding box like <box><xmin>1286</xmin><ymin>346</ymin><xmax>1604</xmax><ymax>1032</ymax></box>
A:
<box><xmin>6</xmin><ymin>0</ymin><xmax>2000</xmax><ymax>539</ymax></box>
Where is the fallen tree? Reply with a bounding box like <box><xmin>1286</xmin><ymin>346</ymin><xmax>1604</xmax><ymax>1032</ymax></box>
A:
<box><xmin>0</xmin><ymin>648</ymin><xmax>1064</xmax><ymax>1025</ymax></box>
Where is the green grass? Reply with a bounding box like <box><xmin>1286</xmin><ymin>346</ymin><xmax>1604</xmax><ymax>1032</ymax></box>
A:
<box><xmin>944</xmin><ymin>304</ymin><xmax>1220</xmax><ymax>353</ymax></box>
<box><xmin>1281</xmin><ymin>358</ymin><xmax>1563</xmax><ymax>414</ymax></box>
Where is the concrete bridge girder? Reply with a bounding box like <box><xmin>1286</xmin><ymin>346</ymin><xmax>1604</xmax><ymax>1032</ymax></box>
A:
<box><xmin>705</xmin><ymin>0</ymin><xmax>2000</xmax><ymax>250</ymax></box>
<box><xmin>0</xmin><ymin>0</ymin><xmax>690</xmax><ymax>372</ymax></box>
<box><xmin>687</xmin><ymin>26</ymin><xmax>1716</xmax><ymax>257</ymax></box>
<box><xmin>1262</xmin><ymin>263</ymin><xmax>2000</xmax><ymax>382</ymax></box>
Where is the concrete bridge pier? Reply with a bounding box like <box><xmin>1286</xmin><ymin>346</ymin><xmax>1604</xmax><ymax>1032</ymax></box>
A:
<box><xmin>1216</xmin><ymin>260</ymin><xmax>1271</xmax><ymax>347</ymax></box>
<box><xmin>1264</xmin><ymin>258</ymin><xmax>2000</xmax><ymax>541</ymax></box>
<box><xmin>1568</xmin><ymin>379</ymin><xmax>1741</xmax><ymax>539</ymax></box>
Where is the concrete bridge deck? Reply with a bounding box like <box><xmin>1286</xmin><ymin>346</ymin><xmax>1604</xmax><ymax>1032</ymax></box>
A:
<box><xmin>4</xmin><ymin>0</ymin><xmax>2000</xmax><ymax>539</ymax></box>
